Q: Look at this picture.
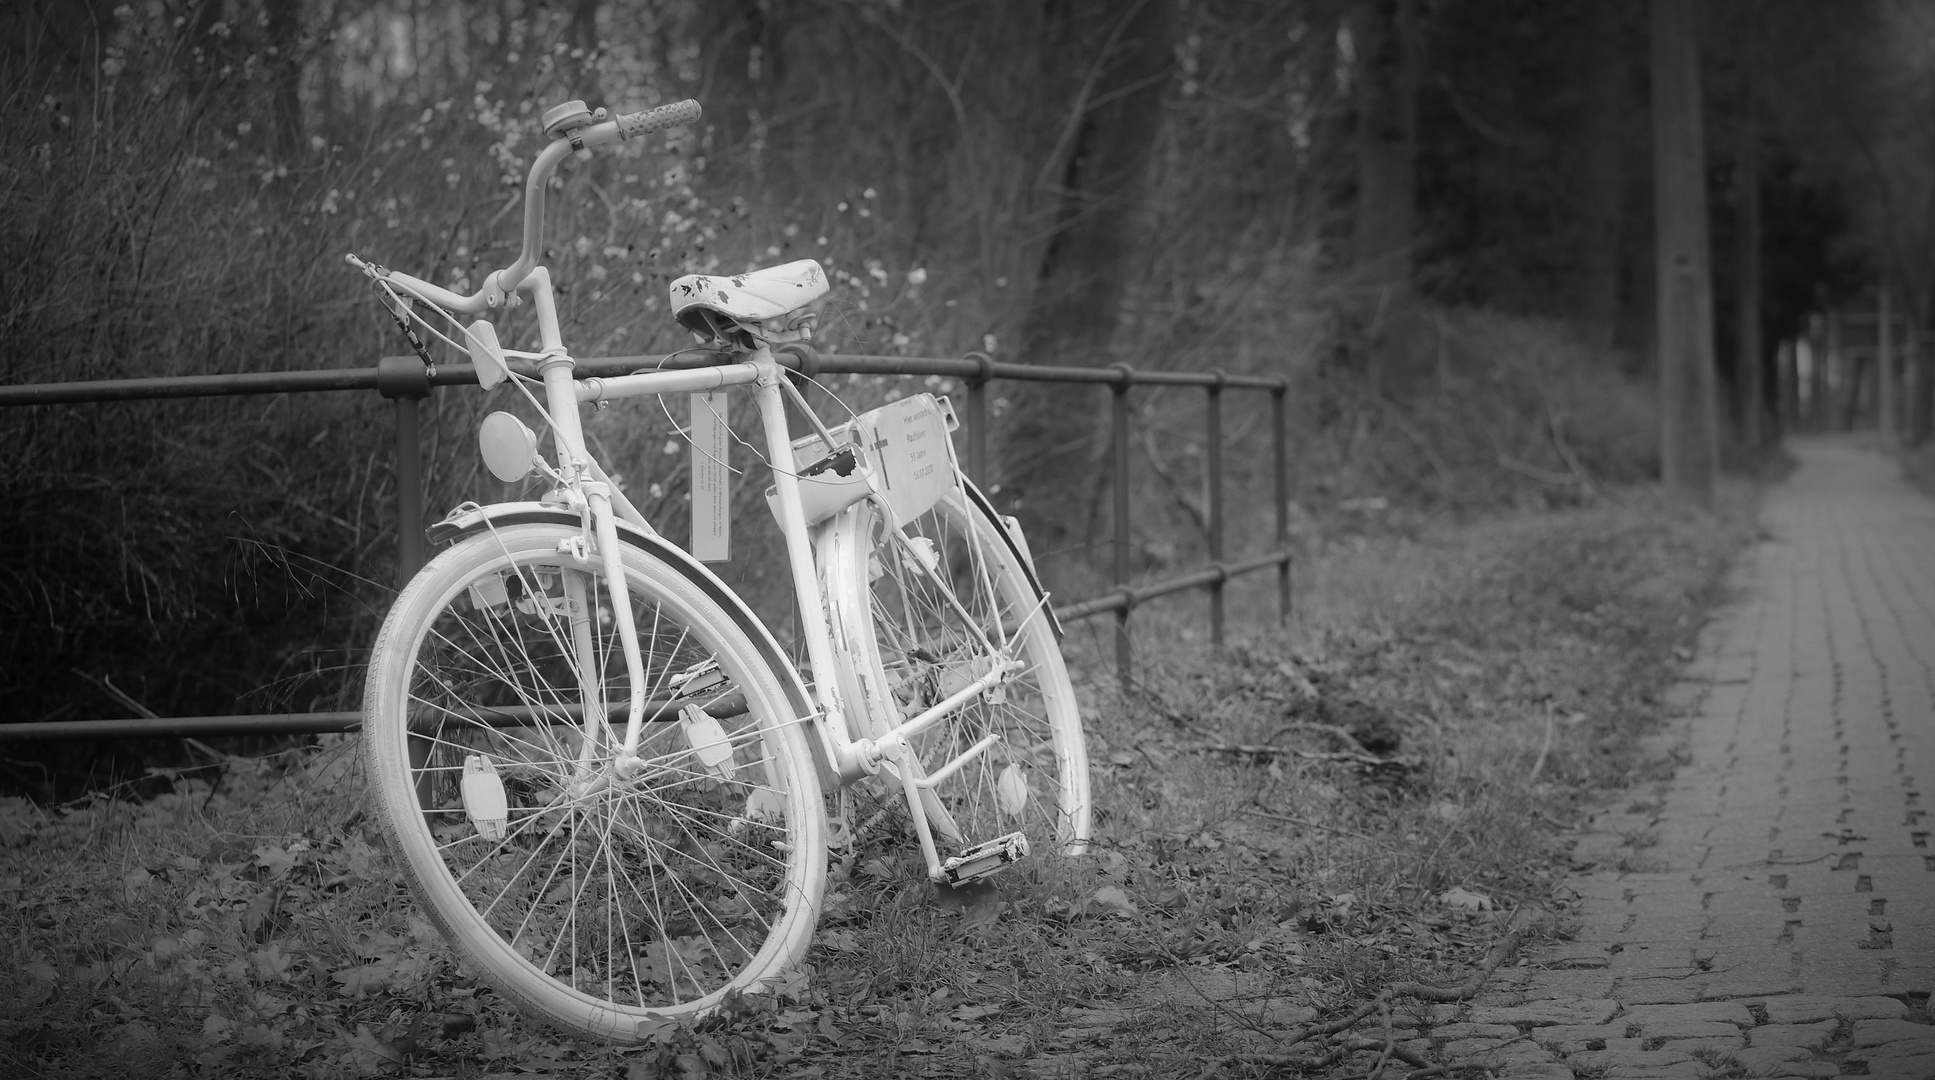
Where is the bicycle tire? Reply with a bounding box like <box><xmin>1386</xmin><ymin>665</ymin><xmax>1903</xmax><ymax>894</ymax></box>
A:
<box><xmin>818</xmin><ymin>486</ymin><xmax>1090</xmax><ymax>856</ymax></box>
<box><xmin>362</xmin><ymin>521</ymin><xmax>825</xmax><ymax>1041</ymax></box>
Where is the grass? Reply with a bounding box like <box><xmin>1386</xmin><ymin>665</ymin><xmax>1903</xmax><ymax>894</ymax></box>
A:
<box><xmin>0</xmin><ymin>477</ymin><xmax>1756</xmax><ymax>1079</ymax></box>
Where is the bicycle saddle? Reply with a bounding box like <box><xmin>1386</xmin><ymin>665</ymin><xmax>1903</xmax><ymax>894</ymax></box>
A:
<box><xmin>671</xmin><ymin>259</ymin><xmax>829</xmax><ymax>345</ymax></box>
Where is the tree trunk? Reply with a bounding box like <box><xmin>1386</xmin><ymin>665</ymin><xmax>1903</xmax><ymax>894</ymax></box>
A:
<box><xmin>1914</xmin><ymin>322</ymin><xmax>1935</xmax><ymax>445</ymax></box>
<box><xmin>1579</xmin><ymin>0</ymin><xmax>1629</xmax><ymax>350</ymax></box>
<box><xmin>1001</xmin><ymin>0</ymin><xmax>1175</xmax><ymax>514</ymax></box>
<box><xmin>1019</xmin><ymin>0</ymin><xmax>1175</xmax><ymax>365</ymax></box>
<box><xmin>1651</xmin><ymin>0</ymin><xmax>1719</xmax><ymax>506</ymax></box>
<box><xmin>264</xmin><ymin>0</ymin><xmax>305</xmax><ymax>158</ymax></box>
<box><xmin>1879</xmin><ymin>288</ymin><xmax>1896</xmax><ymax>439</ymax></box>
<box><xmin>1349</xmin><ymin>0</ymin><xmax>1424</xmax><ymax>382</ymax></box>
<box><xmin>1734</xmin><ymin>17</ymin><xmax>1763</xmax><ymax>448</ymax></box>
<box><xmin>1777</xmin><ymin>337</ymin><xmax>1797</xmax><ymax>433</ymax></box>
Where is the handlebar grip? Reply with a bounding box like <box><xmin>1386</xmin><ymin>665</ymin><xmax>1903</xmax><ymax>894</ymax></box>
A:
<box><xmin>616</xmin><ymin>99</ymin><xmax>702</xmax><ymax>141</ymax></box>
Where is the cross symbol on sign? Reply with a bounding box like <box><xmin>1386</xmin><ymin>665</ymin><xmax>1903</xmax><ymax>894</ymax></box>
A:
<box><xmin>869</xmin><ymin>430</ymin><xmax>893</xmax><ymax>487</ymax></box>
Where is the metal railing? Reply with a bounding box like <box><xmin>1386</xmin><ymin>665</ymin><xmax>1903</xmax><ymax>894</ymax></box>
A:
<box><xmin>0</xmin><ymin>349</ymin><xmax>1291</xmax><ymax>742</ymax></box>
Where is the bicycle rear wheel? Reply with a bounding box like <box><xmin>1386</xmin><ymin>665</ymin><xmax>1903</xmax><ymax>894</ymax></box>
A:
<box><xmin>819</xmin><ymin>487</ymin><xmax>1089</xmax><ymax>856</ymax></box>
<box><xmin>362</xmin><ymin>521</ymin><xmax>824</xmax><ymax>1041</ymax></box>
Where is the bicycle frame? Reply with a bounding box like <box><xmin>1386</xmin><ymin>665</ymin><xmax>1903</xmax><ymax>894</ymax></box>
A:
<box><xmin>519</xmin><ymin>335</ymin><xmax>1026</xmax><ymax>883</ymax></box>
<box><xmin>357</xmin><ymin>102</ymin><xmax>1026</xmax><ymax>883</ymax></box>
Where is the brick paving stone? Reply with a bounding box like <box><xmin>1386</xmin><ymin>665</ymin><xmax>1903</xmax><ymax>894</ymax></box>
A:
<box><xmin>1566</xmin><ymin>1041</ymin><xmax>1694</xmax><ymax>1070</ymax></box>
<box><xmin>1663</xmin><ymin>1036</ymin><xmax>1747</xmax><ymax>1058</ymax></box>
<box><xmin>1613</xmin><ymin>977</ymin><xmax>1709</xmax><ymax>1004</ymax></box>
<box><xmin>1747</xmin><ymin>1020</ymin><xmax>1841</xmax><ymax>1050</ymax></box>
<box><xmin>1634</xmin><ymin>1021</ymin><xmax>1747</xmax><ymax>1045</ymax></box>
<box><xmin>1848</xmin><ymin>1018</ymin><xmax>1935</xmax><ymax>1049</ymax></box>
<box><xmin>1747</xmin><ymin>1061</ymin><xmax>1835</xmax><ymax>1079</ymax></box>
<box><xmin>1447</xmin><ymin>1042</ymin><xmax>1561</xmax><ymax>1072</ymax></box>
<box><xmin>1787</xmin><ymin>956</ymin><xmax>1892</xmax><ymax>996</ymax></box>
<box><xmin>1842</xmin><ymin>1050</ymin><xmax>1935</xmax><ymax>1080</ymax></box>
<box><xmin>1430</xmin><ymin>1022</ymin><xmax>1521</xmax><ymax>1040</ymax></box>
<box><xmin>1467</xmin><ymin>999</ymin><xmax>1621</xmax><ymax>1027</ymax></box>
<box><xmin>1524</xmin><ymin>971</ymin><xmax>1619</xmax><ymax>1000</ymax></box>
<box><xmin>1699</xmin><ymin>969</ymin><xmax>1802</xmax><ymax>1000</ymax></box>
<box><xmin>1495</xmin><ymin>1064</ymin><xmax>1576</xmax><ymax>1080</ymax></box>
<box><xmin>1759</xmin><ymin>995</ymin><xmax>1912</xmax><ymax>1024</ymax></box>
<box><xmin>1536</xmin><ymin>946</ymin><xmax>1616</xmax><ymax>970</ymax></box>
<box><xmin>1730</xmin><ymin>1044</ymin><xmax>1815</xmax><ymax>1074</ymax></box>
<box><xmin>1621</xmin><ymin>1002</ymin><xmax>1756</xmax><ymax>1027</ymax></box>
<box><xmin>1529</xmin><ymin>1022</ymin><xmax>1629</xmax><ymax>1050</ymax></box>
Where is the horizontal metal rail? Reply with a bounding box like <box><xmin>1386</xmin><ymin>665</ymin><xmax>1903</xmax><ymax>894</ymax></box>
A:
<box><xmin>2</xmin><ymin>347</ymin><xmax>1293</xmax><ymax>741</ymax></box>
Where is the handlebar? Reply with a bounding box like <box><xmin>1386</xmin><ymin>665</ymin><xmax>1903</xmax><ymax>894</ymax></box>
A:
<box><xmin>351</xmin><ymin>97</ymin><xmax>703</xmax><ymax>319</ymax></box>
<box><xmin>615</xmin><ymin>99</ymin><xmax>702</xmax><ymax>141</ymax></box>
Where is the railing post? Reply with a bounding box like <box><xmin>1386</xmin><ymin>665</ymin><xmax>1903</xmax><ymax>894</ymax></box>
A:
<box><xmin>378</xmin><ymin>356</ymin><xmax>431</xmax><ymax>586</ymax></box>
<box><xmin>1109</xmin><ymin>364</ymin><xmax>1134</xmax><ymax>685</ymax></box>
<box><xmin>963</xmin><ymin>351</ymin><xmax>994</xmax><ymax>489</ymax></box>
<box><xmin>1272</xmin><ymin>380</ymin><xmax>1290</xmax><ymax>626</ymax></box>
<box><xmin>1205</xmin><ymin>373</ymin><xmax>1226</xmax><ymax>646</ymax></box>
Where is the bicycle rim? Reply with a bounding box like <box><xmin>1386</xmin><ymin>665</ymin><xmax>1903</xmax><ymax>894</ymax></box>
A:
<box><xmin>821</xmin><ymin>490</ymin><xmax>1090</xmax><ymax>854</ymax></box>
<box><xmin>363</xmin><ymin>523</ymin><xmax>824</xmax><ymax>1041</ymax></box>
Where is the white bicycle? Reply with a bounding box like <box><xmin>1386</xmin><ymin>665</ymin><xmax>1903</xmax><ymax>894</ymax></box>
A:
<box><xmin>351</xmin><ymin>97</ymin><xmax>1089</xmax><ymax>1041</ymax></box>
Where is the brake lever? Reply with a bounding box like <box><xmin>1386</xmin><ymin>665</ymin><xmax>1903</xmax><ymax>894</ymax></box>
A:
<box><xmin>345</xmin><ymin>252</ymin><xmax>389</xmax><ymax>281</ymax></box>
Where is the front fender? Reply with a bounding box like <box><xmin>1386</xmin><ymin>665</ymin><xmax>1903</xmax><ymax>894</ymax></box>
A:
<box><xmin>424</xmin><ymin>501</ymin><xmax>827</xmax><ymax>775</ymax></box>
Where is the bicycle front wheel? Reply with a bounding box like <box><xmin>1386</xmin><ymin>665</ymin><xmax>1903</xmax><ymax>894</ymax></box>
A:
<box><xmin>819</xmin><ymin>487</ymin><xmax>1090</xmax><ymax>856</ymax></box>
<box><xmin>362</xmin><ymin>521</ymin><xmax>824</xmax><ymax>1041</ymax></box>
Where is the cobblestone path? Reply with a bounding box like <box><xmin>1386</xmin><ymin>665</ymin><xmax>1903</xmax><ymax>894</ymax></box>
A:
<box><xmin>1440</xmin><ymin>438</ymin><xmax>1935</xmax><ymax>1079</ymax></box>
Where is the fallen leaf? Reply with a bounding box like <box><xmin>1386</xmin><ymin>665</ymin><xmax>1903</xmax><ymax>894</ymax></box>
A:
<box><xmin>1439</xmin><ymin>886</ymin><xmax>1494</xmax><ymax>911</ymax></box>
<box><xmin>439</xmin><ymin>1013</ymin><xmax>476</xmax><ymax>1037</ymax></box>
<box><xmin>1086</xmin><ymin>886</ymin><xmax>1137</xmax><ymax>918</ymax></box>
<box><xmin>253</xmin><ymin>844</ymin><xmax>299</xmax><ymax>878</ymax></box>
<box><xmin>21</xmin><ymin>961</ymin><xmax>59</xmax><ymax>1007</ymax></box>
<box><xmin>817</xmin><ymin>929</ymin><xmax>860</xmax><ymax>953</ymax></box>
<box><xmin>477</xmin><ymin>1028</ymin><xmax>517</xmax><ymax>1059</ymax></box>
<box><xmin>332</xmin><ymin>961</ymin><xmax>394</xmax><ymax>996</ymax></box>
<box><xmin>123</xmin><ymin>866</ymin><xmax>153</xmax><ymax>901</ymax></box>
<box><xmin>339</xmin><ymin>1022</ymin><xmax>406</xmax><ymax>1075</ymax></box>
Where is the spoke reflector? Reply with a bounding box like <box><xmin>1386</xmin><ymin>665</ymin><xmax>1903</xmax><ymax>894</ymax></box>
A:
<box><xmin>462</xmin><ymin>755</ymin><xmax>510</xmax><ymax>840</ymax></box>
<box><xmin>996</xmin><ymin>763</ymin><xmax>1029</xmax><ymax>817</ymax></box>
<box><xmin>680</xmin><ymin>706</ymin><xmax>737</xmax><ymax>776</ymax></box>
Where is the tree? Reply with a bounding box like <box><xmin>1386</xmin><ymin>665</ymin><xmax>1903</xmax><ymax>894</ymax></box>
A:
<box><xmin>1651</xmin><ymin>0</ymin><xmax>1720</xmax><ymax>503</ymax></box>
<box><xmin>1000</xmin><ymin>0</ymin><xmax>1177</xmax><ymax>513</ymax></box>
<box><xmin>1348</xmin><ymin>0</ymin><xmax>1425</xmax><ymax>381</ymax></box>
<box><xmin>1732</xmin><ymin>2</ymin><xmax>1765</xmax><ymax>446</ymax></box>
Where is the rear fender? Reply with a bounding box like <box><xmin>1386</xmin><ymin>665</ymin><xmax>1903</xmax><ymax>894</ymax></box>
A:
<box><xmin>959</xmin><ymin>480</ymin><xmax>1063</xmax><ymax>640</ymax></box>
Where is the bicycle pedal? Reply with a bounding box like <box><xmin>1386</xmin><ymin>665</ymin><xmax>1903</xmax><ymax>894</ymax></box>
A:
<box><xmin>940</xmin><ymin>831</ymin><xmax>1029</xmax><ymax>886</ymax></box>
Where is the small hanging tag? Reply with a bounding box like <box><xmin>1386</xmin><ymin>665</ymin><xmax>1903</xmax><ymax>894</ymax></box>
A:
<box><xmin>690</xmin><ymin>391</ymin><xmax>730</xmax><ymax>562</ymax></box>
<box><xmin>467</xmin><ymin>320</ymin><xmax>511</xmax><ymax>390</ymax></box>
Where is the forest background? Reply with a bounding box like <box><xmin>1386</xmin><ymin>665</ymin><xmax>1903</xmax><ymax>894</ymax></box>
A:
<box><xmin>3</xmin><ymin>0</ymin><xmax>1933</xmax><ymax>788</ymax></box>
